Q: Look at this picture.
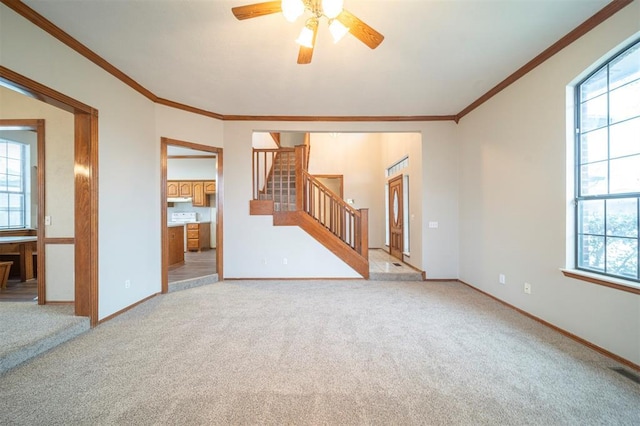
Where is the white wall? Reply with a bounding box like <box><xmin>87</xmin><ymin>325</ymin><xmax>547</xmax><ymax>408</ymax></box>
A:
<box><xmin>2</xmin><ymin>4</ymin><xmax>159</xmax><ymax>317</ymax></box>
<box><xmin>167</xmin><ymin>158</ymin><xmax>217</xmax><ymax>180</ymax></box>
<box><xmin>420</xmin><ymin>124</ymin><xmax>460</xmax><ymax>279</ymax></box>
<box><xmin>308</xmin><ymin>133</ymin><xmax>386</xmax><ymax>248</ymax></box>
<box><xmin>457</xmin><ymin>2</ymin><xmax>640</xmax><ymax>365</ymax></box>
<box><xmin>155</xmin><ymin>105</ymin><xmax>223</xmax><ymax>148</ymax></box>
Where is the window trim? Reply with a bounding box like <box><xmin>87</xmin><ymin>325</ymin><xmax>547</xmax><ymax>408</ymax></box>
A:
<box><xmin>561</xmin><ymin>268</ymin><xmax>640</xmax><ymax>295</ymax></box>
<box><xmin>573</xmin><ymin>38</ymin><xmax>640</xmax><ymax>285</ymax></box>
<box><xmin>0</xmin><ymin>138</ymin><xmax>28</xmax><ymax>229</ymax></box>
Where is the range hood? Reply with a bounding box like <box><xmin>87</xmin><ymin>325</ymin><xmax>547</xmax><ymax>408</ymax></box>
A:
<box><xmin>167</xmin><ymin>197</ymin><xmax>192</xmax><ymax>203</ymax></box>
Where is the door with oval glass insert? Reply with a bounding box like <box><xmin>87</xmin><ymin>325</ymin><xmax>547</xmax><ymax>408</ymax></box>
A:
<box><xmin>388</xmin><ymin>174</ymin><xmax>403</xmax><ymax>260</ymax></box>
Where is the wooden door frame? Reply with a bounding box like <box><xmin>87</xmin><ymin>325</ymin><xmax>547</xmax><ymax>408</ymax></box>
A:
<box><xmin>161</xmin><ymin>137</ymin><xmax>223</xmax><ymax>294</ymax></box>
<box><xmin>1</xmin><ymin>66</ymin><xmax>99</xmax><ymax>326</ymax></box>
<box><xmin>388</xmin><ymin>174</ymin><xmax>404</xmax><ymax>260</ymax></box>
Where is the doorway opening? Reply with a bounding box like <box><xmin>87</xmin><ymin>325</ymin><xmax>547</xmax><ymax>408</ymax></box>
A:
<box><xmin>161</xmin><ymin>137</ymin><xmax>223</xmax><ymax>293</ymax></box>
<box><xmin>0</xmin><ymin>120</ymin><xmax>44</xmax><ymax>302</ymax></box>
<box><xmin>1</xmin><ymin>68</ymin><xmax>99</xmax><ymax>326</ymax></box>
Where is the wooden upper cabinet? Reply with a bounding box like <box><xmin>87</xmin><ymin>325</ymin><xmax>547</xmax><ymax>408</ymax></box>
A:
<box><xmin>204</xmin><ymin>181</ymin><xmax>216</xmax><ymax>195</ymax></box>
<box><xmin>167</xmin><ymin>180</ymin><xmax>214</xmax><ymax>206</ymax></box>
<box><xmin>167</xmin><ymin>181</ymin><xmax>179</xmax><ymax>197</ymax></box>
<box><xmin>178</xmin><ymin>181</ymin><xmax>193</xmax><ymax>197</ymax></box>
<box><xmin>192</xmin><ymin>181</ymin><xmax>209</xmax><ymax>207</ymax></box>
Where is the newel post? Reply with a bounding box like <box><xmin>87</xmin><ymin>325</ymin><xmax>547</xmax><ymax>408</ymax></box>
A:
<box><xmin>359</xmin><ymin>208</ymin><xmax>369</xmax><ymax>259</ymax></box>
<box><xmin>295</xmin><ymin>145</ymin><xmax>305</xmax><ymax>211</ymax></box>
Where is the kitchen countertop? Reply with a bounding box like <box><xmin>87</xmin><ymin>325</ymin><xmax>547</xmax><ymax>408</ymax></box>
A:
<box><xmin>167</xmin><ymin>221</ymin><xmax>211</xmax><ymax>227</ymax></box>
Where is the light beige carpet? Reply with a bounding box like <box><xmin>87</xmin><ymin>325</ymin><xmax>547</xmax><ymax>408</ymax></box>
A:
<box><xmin>0</xmin><ymin>280</ymin><xmax>638</xmax><ymax>425</ymax></box>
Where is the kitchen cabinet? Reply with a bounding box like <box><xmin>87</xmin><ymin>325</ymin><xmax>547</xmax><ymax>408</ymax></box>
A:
<box><xmin>192</xmin><ymin>181</ymin><xmax>209</xmax><ymax>207</ymax></box>
<box><xmin>186</xmin><ymin>222</ymin><xmax>211</xmax><ymax>252</ymax></box>
<box><xmin>178</xmin><ymin>181</ymin><xmax>193</xmax><ymax>197</ymax></box>
<box><xmin>204</xmin><ymin>181</ymin><xmax>216</xmax><ymax>195</ymax></box>
<box><xmin>168</xmin><ymin>224</ymin><xmax>185</xmax><ymax>266</ymax></box>
<box><xmin>167</xmin><ymin>180</ymin><xmax>215</xmax><ymax>206</ymax></box>
<box><xmin>167</xmin><ymin>181</ymin><xmax>179</xmax><ymax>197</ymax></box>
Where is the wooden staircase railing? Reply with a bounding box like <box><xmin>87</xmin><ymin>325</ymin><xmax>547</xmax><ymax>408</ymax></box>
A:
<box><xmin>250</xmin><ymin>144</ymin><xmax>369</xmax><ymax>278</ymax></box>
<box><xmin>300</xmin><ymin>170</ymin><xmax>368</xmax><ymax>259</ymax></box>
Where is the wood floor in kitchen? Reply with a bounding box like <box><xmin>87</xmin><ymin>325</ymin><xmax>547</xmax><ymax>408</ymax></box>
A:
<box><xmin>168</xmin><ymin>249</ymin><xmax>217</xmax><ymax>283</ymax></box>
<box><xmin>0</xmin><ymin>279</ymin><xmax>38</xmax><ymax>302</ymax></box>
<box><xmin>0</xmin><ymin>249</ymin><xmax>217</xmax><ymax>302</ymax></box>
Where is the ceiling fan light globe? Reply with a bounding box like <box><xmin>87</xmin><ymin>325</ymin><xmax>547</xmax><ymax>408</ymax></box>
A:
<box><xmin>295</xmin><ymin>26</ymin><xmax>314</xmax><ymax>48</ymax></box>
<box><xmin>322</xmin><ymin>0</ymin><xmax>343</xmax><ymax>19</ymax></box>
<box><xmin>282</xmin><ymin>0</ymin><xmax>305</xmax><ymax>22</ymax></box>
<box><xmin>329</xmin><ymin>19</ymin><xmax>349</xmax><ymax>43</ymax></box>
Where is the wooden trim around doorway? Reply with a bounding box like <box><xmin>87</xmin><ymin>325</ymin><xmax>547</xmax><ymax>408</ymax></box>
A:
<box><xmin>0</xmin><ymin>67</ymin><xmax>99</xmax><ymax>327</ymax></box>
<box><xmin>161</xmin><ymin>137</ymin><xmax>223</xmax><ymax>294</ymax></box>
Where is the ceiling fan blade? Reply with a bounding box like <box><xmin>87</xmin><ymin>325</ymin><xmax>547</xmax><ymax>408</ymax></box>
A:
<box><xmin>336</xmin><ymin>9</ymin><xmax>384</xmax><ymax>49</ymax></box>
<box><xmin>297</xmin><ymin>45</ymin><xmax>314</xmax><ymax>64</ymax></box>
<box><xmin>232</xmin><ymin>1</ymin><xmax>282</xmax><ymax>20</ymax></box>
<box><xmin>297</xmin><ymin>20</ymin><xmax>319</xmax><ymax>65</ymax></box>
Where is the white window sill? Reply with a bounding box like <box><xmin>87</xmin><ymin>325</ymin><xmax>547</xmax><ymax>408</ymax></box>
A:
<box><xmin>560</xmin><ymin>268</ymin><xmax>640</xmax><ymax>295</ymax></box>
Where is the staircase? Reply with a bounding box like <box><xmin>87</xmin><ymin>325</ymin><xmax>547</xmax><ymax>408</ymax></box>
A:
<box><xmin>259</xmin><ymin>150</ymin><xmax>297</xmax><ymax>212</ymax></box>
<box><xmin>251</xmin><ymin>143</ymin><xmax>369</xmax><ymax>278</ymax></box>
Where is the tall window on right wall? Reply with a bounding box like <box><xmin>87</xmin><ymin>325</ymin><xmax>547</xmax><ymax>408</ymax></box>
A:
<box><xmin>576</xmin><ymin>39</ymin><xmax>640</xmax><ymax>282</ymax></box>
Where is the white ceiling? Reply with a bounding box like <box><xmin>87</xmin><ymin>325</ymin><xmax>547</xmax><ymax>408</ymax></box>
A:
<box><xmin>21</xmin><ymin>0</ymin><xmax>611</xmax><ymax>118</ymax></box>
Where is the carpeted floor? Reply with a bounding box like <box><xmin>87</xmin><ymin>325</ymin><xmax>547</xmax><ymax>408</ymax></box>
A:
<box><xmin>0</xmin><ymin>303</ymin><xmax>89</xmax><ymax>374</ymax></box>
<box><xmin>0</xmin><ymin>280</ymin><xmax>638</xmax><ymax>425</ymax></box>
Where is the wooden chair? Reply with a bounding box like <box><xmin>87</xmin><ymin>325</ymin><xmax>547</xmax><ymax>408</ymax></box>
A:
<box><xmin>0</xmin><ymin>261</ymin><xmax>13</xmax><ymax>289</ymax></box>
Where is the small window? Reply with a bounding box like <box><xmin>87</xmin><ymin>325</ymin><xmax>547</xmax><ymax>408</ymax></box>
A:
<box><xmin>386</xmin><ymin>156</ymin><xmax>408</xmax><ymax>177</ymax></box>
<box><xmin>0</xmin><ymin>139</ymin><xmax>27</xmax><ymax>229</ymax></box>
<box><xmin>575</xmin><ymin>40</ymin><xmax>640</xmax><ymax>281</ymax></box>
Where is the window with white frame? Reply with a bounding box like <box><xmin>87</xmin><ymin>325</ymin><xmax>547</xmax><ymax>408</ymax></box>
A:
<box><xmin>0</xmin><ymin>139</ymin><xmax>27</xmax><ymax>229</ymax></box>
<box><xmin>575</xmin><ymin>39</ymin><xmax>640</xmax><ymax>282</ymax></box>
<box><xmin>386</xmin><ymin>156</ymin><xmax>408</xmax><ymax>177</ymax></box>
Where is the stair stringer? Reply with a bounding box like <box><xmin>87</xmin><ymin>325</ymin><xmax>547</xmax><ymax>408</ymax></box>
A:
<box><xmin>273</xmin><ymin>211</ymin><xmax>369</xmax><ymax>279</ymax></box>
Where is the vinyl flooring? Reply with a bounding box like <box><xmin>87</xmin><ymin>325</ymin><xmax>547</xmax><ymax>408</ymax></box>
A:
<box><xmin>0</xmin><ymin>279</ymin><xmax>38</xmax><ymax>302</ymax></box>
<box><xmin>168</xmin><ymin>249</ymin><xmax>217</xmax><ymax>283</ymax></box>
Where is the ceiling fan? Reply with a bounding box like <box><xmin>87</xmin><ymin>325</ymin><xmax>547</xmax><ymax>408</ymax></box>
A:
<box><xmin>232</xmin><ymin>0</ymin><xmax>384</xmax><ymax>64</ymax></box>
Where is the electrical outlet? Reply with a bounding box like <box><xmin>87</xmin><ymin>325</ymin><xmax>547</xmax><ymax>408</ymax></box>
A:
<box><xmin>524</xmin><ymin>282</ymin><xmax>531</xmax><ymax>294</ymax></box>
<box><xmin>283</xmin><ymin>258</ymin><xmax>288</xmax><ymax>265</ymax></box>
<box><xmin>499</xmin><ymin>274</ymin><xmax>506</xmax><ymax>284</ymax></box>
<box><xmin>125</xmin><ymin>279</ymin><xmax>131</xmax><ymax>289</ymax></box>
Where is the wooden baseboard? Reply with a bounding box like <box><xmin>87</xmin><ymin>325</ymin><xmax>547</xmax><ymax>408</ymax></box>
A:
<box><xmin>224</xmin><ymin>277</ymin><xmax>363</xmax><ymax>281</ymax></box>
<box><xmin>458</xmin><ymin>279</ymin><xmax>640</xmax><ymax>373</ymax></box>
<box><xmin>424</xmin><ymin>278</ymin><xmax>459</xmax><ymax>282</ymax></box>
<box><xmin>97</xmin><ymin>293</ymin><xmax>159</xmax><ymax>325</ymax></box>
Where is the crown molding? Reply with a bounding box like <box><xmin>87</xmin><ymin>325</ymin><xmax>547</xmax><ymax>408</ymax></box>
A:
<box><xmin>220</xmin><ymin>114</ymin><xmax>457</xmax><ymax>122</ymax></box>
<box><xmin>455</xmin><ymin>0</ymin><xmax>634</xmax><ymax>122</ymax></box>
<box><xmin>155</xmin><ymin>98</ymin><xmax>224</xmax><ymax>120</ymax></box>
<box><xmin>2</xmin><ymin>0</ymin><xmax>634</xmax><ymax>123</ymax></box>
